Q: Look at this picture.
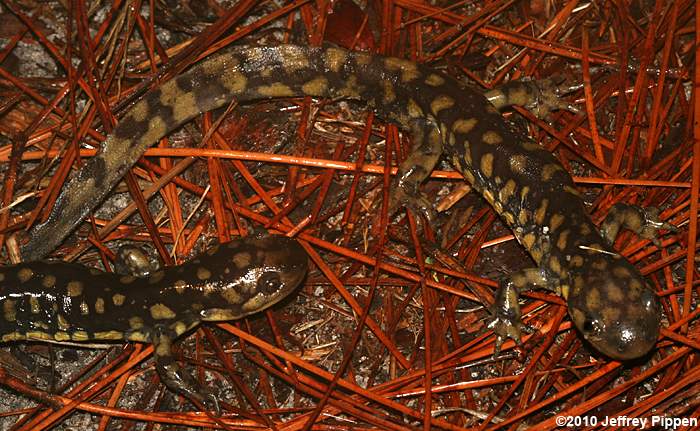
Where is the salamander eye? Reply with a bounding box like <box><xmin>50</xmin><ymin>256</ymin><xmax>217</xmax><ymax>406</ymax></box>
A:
<box><xmin>583</xmin><ymin>319</ymin><xmax>595</xmax><ymax>332</ymax></box>
<box><xmin>257</xmin><ymin>272</ymin><xmax>282</xmax><ymax>295</ymax></box>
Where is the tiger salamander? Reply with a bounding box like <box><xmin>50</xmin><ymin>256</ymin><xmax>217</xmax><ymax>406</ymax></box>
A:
<box><xmin>19</xmin><ymin>45</ymin><xmax>667</xmax><ymax>360</ymax></box>
<box><xmin>3</xmin><ymin>235</ymin><xmax>308</xmax><ymax>409</ymax></box>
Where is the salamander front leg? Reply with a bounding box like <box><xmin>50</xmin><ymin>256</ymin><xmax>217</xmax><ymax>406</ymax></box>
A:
<box><xmin>387</xmin><ymin>118</ymin><xmax>444</xmax><ymax>222</ymax></box>
<box><xmin>489</xmin><ymin>267</ymin><xmax>554</xmax><ymax>355</ymax></box>
<box><xmin>152</xmin><ymin>328</ymin><xmax>220</xmax><ymax>413</ymax></box>
<box><xmin>485</xmin><ymin>78</ymin><xmax>582</xmax><ymax>118</ymax></box>
<box><xmin>600</xmin><ymin>203</ymin><xmax>678</xmax><ymax>248</ymax></box>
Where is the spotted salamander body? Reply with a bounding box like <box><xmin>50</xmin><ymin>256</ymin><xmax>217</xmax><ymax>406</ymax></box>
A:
<box><xmin>4</xmin><ymin>235</ymin><xmax>307</xmax><ymax>408</ymax></box>
<box><xmin>20</xmin><ymin>45</ymin><xmax>661</xmax><ymax>359</ymax></box>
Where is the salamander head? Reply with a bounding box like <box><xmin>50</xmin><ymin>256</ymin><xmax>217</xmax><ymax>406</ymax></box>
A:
<box><xmin>199</xmin><ymin>235</ymin><xmax>308</xmax><ymax>321</ymax></box>
<box><xmin>567</xmin><ymin>255</ymin><xmax>659</xmax><ymax>360</ymax></box>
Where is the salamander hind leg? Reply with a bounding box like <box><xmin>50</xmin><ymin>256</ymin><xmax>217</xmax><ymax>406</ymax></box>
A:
<box><xmin>489</xmin><ymin>268</ymin><xmax>553</xmax><ymax>355</ymax></box>
<box><xmin>152</xmin><ymin>328</ymin><xmax>220</xmax><ymax>413</ymax></box>
<box><xmin>600</xmin><ymin>203</ymin><xmax>678</xmax><ymax>248</ymax></box>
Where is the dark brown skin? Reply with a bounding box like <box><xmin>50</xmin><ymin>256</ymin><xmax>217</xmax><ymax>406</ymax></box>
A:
<box><xmin>18</xmin><ymin>45</ymin><xmax>662</xmax><ymax>359</ymax></box>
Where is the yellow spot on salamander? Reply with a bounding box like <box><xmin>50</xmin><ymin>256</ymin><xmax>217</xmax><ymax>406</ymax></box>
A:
<box><xmin>430</xmin><ymin>95</ymin><xmax>455</xmax><ymax>116</ymax></box>
<box><xmin>480</xmin><ymin>153</ymin><xmax>494</xmax><ymax>178</ymax></box>
<box><xmin>2</xmin><ymin>332</ymin><xmax>22</xmax><ymax>342</ymax></box>
<box><xmin>407</xmin><ymin>99</ymin><xmax>423</xmax><ymax>118</ymax></box>
<box><xmin>26</xmin><ymin>331</ymin><xmax>52</xmax><ymax>341</ymax></box>
<box><xmin>29</xmin><ymin>296</ymin><xmax>40</xmax><ymax>314</ymax></box>
<box><xmin>302</xmin><ymin>76</ymin><xmax>329</xmax><ymax>96</ymax></box>
<box><xmin>150</xmin><ymin>303</ymin><xmax>176</xmax><ymax>320</ymax></box>
<box><xmin>257</xmin><ymin>83</ymin><xmax>294</xmax><ymax>97</ymax></box>
<box><xmin>542</xmin><ymin>164</ymin><xmax>563</xmax><ymax>181</ymax></box>
<box><xmin>80</xmin><ymin>301</ymin><xmax>89</xmax><ymax>315</ymax></box>
<box><xmin>557</xmin><ymin>230</ymin><xmax>570</xmax><ymax>250</ymax></box>
<box><xmin>324</xmin><ymin>47</ymin><xmax>348</xmax><ymax>73</ymax></box>
<box><xmin>67</xmin><ymin>281</ymin><xmax>83</xmax><ymax>297</ymax></box>
<box><xmin>171</xmin><ymin>321</ymin><xmax>187</xmax><ymax>336</ymax></box>
<box><xmin>425</xmin><ymin>73</ymin><xmax>445</xmax><ymax>86</ymax></box>
<box><xmin>17</xmin><ymin>268</ymin><xmax>33</xmax><ymax>283</ymax></box>
<box><xmin>128</xmin><ymin>332</ymin><xmax>148</xmax><ymax>342</ymax></box>
<box><xmin>531</xmin><ymin>247</ymin><xmax>543</xmax><ymax>263</ymax></box>
<box><xmin>221</xmin><ymin>288</ymin><xmax>242</xmax><ymax>305</ymax></box>
<box><xmin>127</xmin><ymin>101</ymin><xmax>149</xmax><ymax>122</ymax></box>
<box><xmin>518</xmin><ymin>209</ymin><xmax>529</xmax><ymax>225</ymax></box>
<box><xmin>499</xmin><ymin>179</ymin><xmax>516</xmax><ymax>203</ymax></box>
<box><xmin>72</xmin><ymin>331</ymin><xmax>89</xmax><ymax>341</ymax></box>
<box><xmin>129</xmin><ymin>316</ymin><xmax>144</xmax><ymax>330</ymax></box>
<box><xmin>522</xmin><ymin>233</ymin><xmax>536</xmax><ymax>250</ymax></box>
<box><xmin>550</xmin><ymin>214</ymin><xmax>565</xmax><ymax>231</ymax></box>
<box><xmin>221</xmin><ymin>71</ymin><xmax>247</xmax><ymax>94</ymax></box>
<box><xmin>453</xmin><ymin>118</ymin><xmax>477</xmax><ymax>134</ymax></box>
<box><xmin>606</xmin><ymin>284</ymin><xmax>624</xmax><ymax>302</ymax></box>
<box><xmin>95</xmin><ymin>298</ymin><xmax>105</xmax><ymax>314</ymax></box>
<box><xmin>383</xmin><ymin>57</ymin><xmax>420</xmax><ymax>82</ymax></box>
<box><xmin>112</xmin><ymin>294</ymin><xmax>126</xmax><ymax>306</ymax></box>
<box><xmin>503</xmin><ymin>211</ymin><xmax>515</xmax><ymax>225</ymax></box>
<box><xmin>0</xmin><ymin>273</ymin><xmax>5</xmax><ymax>282</ymax></box>
<box><xmin>42</xmin><ymin>275</ymin><xmax>56</xmax><ymax>288</ymax></box>
<box><xmin>560</xmin><ymin>284</ymin><xmax>570</xmax><ymax>299</ymax></box>
<box><xmin>3</xmin><ymin>299</ymin><xmax>16</xmax><ymax>322</ymax></box>
<box><xmin>233</xmin><ymin>252</ymin><xmax>251</xmax><ymax>269</ymax></box>
<box><xmin>281</xmin><ymin>46</ymin><xmax>310</xmax><ymax>71</ymax></box>
<box><xmin>520</xmin><ymin>186</ymin><xmax>530</xmax><ymax>202</ymax></box>
<box><xmin>482</xmin><ymin>131</ymin><xmax>503</xmax><ymax>145</ymax></box>
<box><xmin>94</xmin><ymin>331</ymin><xmax>123</xmax><ymax>340</ymax></box>
<box><xmin>535</xmin><ymin>199</ymin><xmax>549</xmax><ymax>225</ymax></box>
<box><xmin>197</xmin><ymin>267</ymin><xmax>212</xmax><ymax>280</ymax></box>
<box><xmin>353</xmin><ymin>51</ymin><xmax>373</xmax><ymax>65</ymax></box>
<box><xmin>155</xmin><ymin>339</ymin><xmax>171</xmax><ymax>357</ymax></box>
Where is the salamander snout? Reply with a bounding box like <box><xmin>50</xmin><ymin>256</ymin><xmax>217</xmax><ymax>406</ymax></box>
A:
<box><xmin>257</xmin><ymin>236</ymin><xmax>308</xmax><ymax>294</ymax></box>
<box><xmin>567</xmin><ymin>258</ymin><xmax>660</xmax><ymax>360</ymax></box>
